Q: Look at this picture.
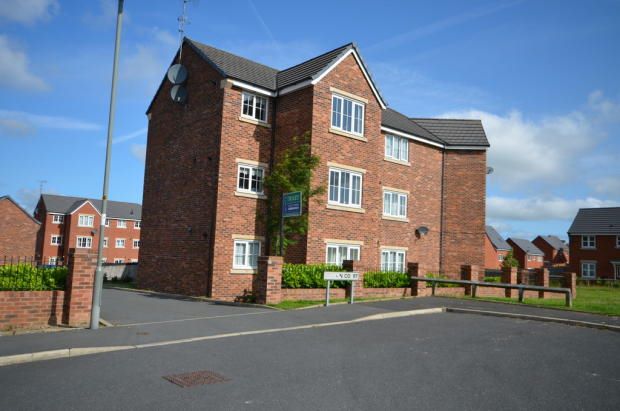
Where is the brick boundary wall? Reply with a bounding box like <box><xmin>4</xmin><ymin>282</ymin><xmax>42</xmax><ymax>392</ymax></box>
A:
<box><xmin>0</xmin><ymin>248</ymin><xmax>96</xmax><ymax>331</ymax></box>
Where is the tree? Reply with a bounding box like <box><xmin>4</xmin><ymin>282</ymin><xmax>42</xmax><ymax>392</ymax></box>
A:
<box><xmin>502</xmin><ymin>250</ymin><xmax>519</xmax><ymax>269</ymax></box>
<box><xmin>263</xmin><ymin>132</ymin><xmax>324</xmax><ymax>255</ymax></box>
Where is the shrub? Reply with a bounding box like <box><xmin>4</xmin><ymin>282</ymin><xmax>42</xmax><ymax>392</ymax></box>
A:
<box><xmin>364</xmin><ymin>271</ymin><xmax>409</xmax><ymax>288</ymax></box>
<box><xmin>424</xmin><ymin>273</ymin><xmax>460</xmax><ymax>288</ymax></box>
<box><xmin>483</xmin><ymin>276</ymin><xmax>501</xmax><ymax>283</ymax></box>
<box><xmin>0</xmin><ymin>264</ymin><xmax>68</xmax><ymax>291</ymax></box>
<box><xmin>502</xmin><ymin>250</ymin><xmax>519</xmax><ymax>269</ymax></box>
<box><xmin>282</xmin><ymin>264</ymin><xmax>346</xmax><ymax>288</ymax></box>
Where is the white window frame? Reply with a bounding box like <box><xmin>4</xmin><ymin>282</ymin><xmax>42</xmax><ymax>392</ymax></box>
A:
<box><xmin>48</xmin><ymin>257</ymin><xmax>58</xmax><ymax>265</ymax></box>
<box><xmin>328</xmin><ymin>168</ymin><xmax>362</xmax><ymax>208</ymax></box>
<box><xmin>76</xmin><ymin>236</ymin><xmax>92</xmax><ymax>249</ymax></box>
<box><xmin>115</xmin><ymin>238</ymin><xmax>126</xmax><ymax>248</ymax></box>
<box><xmin>527</xmin><ymin>255</ymin><xmax>532</xmax><ymax>261</ymax></box>
<box><xmin>385</xmin><ymin>134</ymin><xmax>409</xmax><ymax>162</ymax></box>
<box><xmin>114</xmin><ymin>258</ymin><xmax>124</xmax><ymax>264</ymax></box>
<box><xmin>134</xmin><ymin>221</ymin><xmax>141</xmax><ymax>229</ymax></box>
<box><xmin>237</xmin><ymin>164</ymin><xmax>265</xmax><ymax>195</ymax></box>
<box><xmin>380</xmin><ymin>249</ymin><xmax>406</xmax><ymax>273</ymax></box>
<box><xmin>383</xmin><ymin>190</ymin><xmax>407</xmax><ymax>218</ymax></box>
<box><xmin>117</xmin><ymin>219</ymin><xmax>127</xmax><ymax>229</ymax></box>
<box><xmin>78</xmin><ymin>214</ymin><xmax>94</xmax><ymax>227</ymax></box>
<box><xmin>103</xmin><ymin>237</ymin><xmax>108</xmax><ymax>248</ymax></box>
<box><xmin>581</xmin><ymin>261</ymin><xmax>596</xmax><ymax>278</ymax></box>
<box><xmin>331</xmin><ymin>94</ymin><xmax>365</xmax><ymax>136</ymax></box>
<box><xmin>616</xmin><ymin>235</ymin><xmax>620</xmax><ymax>248</ymax></box>
<box><xmin>581</xmin><ymin>235</ymin><xmax>596</xmax><ymax>249</ymax></box>
<box><xmin>133</xmin><ymin>239</ymin><xmax>140</xmax><ymax>249</ymax></box>
<box><xmin>241</xmin><ymin>92</ymin><xmax>268</xmax><ymax>123</ymax></box>
<box><xmin>498</xmin><ymin>254</ymin><xmax>505</xmax><ymax>262</ymax></box>
<box><xmin>52</xmin><ymin>215</ymin><xmax>64</xmax><ymax>224</ymax></box>
<box><xmin>50</xmin><ymin>235</ymin><xmax>63</xmax><ymax>246</ymax></box>
<box><xmin>105</xmin><ymin>218</ymin><xmax>110</xmax><ymax>227</ymax></box>
<box><xmin>233</xmin><ymin>240</ymin><xmax>261</xmax><ymax>269</ymax></box>
<box><xmin>325</xmin><ymin>243</ymin><xmax>361</xmax><ymax>265</ymax></box>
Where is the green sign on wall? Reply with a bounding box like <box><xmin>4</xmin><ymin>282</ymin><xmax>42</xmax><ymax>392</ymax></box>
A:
<box><xmin>282</xmin><ymin>191</ymin><xmax>302</xmax><ymax>217</ymax></box>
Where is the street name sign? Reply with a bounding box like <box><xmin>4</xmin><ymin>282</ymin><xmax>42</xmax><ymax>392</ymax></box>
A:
<box><xmin>324</xmin><ymin>271</ymin><xmax>360</xmax><ymax>281</ymax></box>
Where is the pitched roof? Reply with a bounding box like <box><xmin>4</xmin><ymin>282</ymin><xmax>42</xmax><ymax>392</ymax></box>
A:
<box><xmin>276</xmin><ymin>43</ymin><xmax>353</xmax><ymax>89</ymax></box>
<box><xmin>536</xmin><ymin>235</ymin><xmax>568</xmax><ymax>251</ymax></box>
<box><xmin>40</xmin><ymin>194</ymin><xmax>141</xmax><ymax>220</ymax></box>
<box><xmin>0</xmin><ymin>195</ymin><xmax>40</xmax><ymax>224</ymax></box>
<box><xmin>508</xmin><ymin>238</ymin><xmax>544</xmax><ymax>256</ymax></box>
<box><xmin>410</xmin><ymin>118</ymin><xmax>489</xmax><ymax>147</ymax></box>
<box><xmin>485</xmin><ymin>225</ymin><xmax>511</xmax><ymax>251</ymax></box>
<box><xmin>567</xmin><ymin>207</ymin><xmax>620</xmax><ymax>235</ymax></box>
<box><xmin>381</xmin><ymin>109</ymin><xmax>444</xmax><ymax>145</ymax></box>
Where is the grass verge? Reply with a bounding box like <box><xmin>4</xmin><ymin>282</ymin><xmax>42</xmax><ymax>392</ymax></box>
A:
<box><xmin>461</xmin><ymin>286</ymin><xmax>620</xmax><ymax>316</ymax></box>
<box><xmin>269</xmin><ymin>296</ymin><xmax>390</xmax><ymax>310</ymax></box>
<box><xmin>103</xmin><ymin>281</ymin><xmax>136</xmax><ymax>290</ymax></box>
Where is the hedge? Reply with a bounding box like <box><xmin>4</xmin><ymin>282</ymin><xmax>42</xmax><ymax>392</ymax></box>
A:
<box><xmin>0</xmin><ymin>264</ymin><xmax>68</xmax><ymax>291</ymax></box>
<box><xmin>282</xmin><ymin>264</ymin><xmax>347</xmax><ymax>288</ymax></box>
<box><xmin>483</xmin><ymin>276</ymin><xmax>502</xmax><ymax>283</ymax></box>
<box><xmin>425</xmin><ymin>273</ymin><xmax>460</xmax><ymax>288</ymax></box>
<box><xmin>364</xmin><ymin>271</ymin><xmax>409</xmax><ymax>288</ymax></box>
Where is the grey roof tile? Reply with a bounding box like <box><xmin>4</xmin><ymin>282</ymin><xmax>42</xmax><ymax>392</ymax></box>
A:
<box><xmin>567</xmin><ymin>207</ymin><xmax>620</xmax><ymax>235</ymax></box>
<box><xmin>410</xmin><ymin>118</ymin><xmax>489</xmax><ymax>147</ymax></box>
<box><xmin>276</xmin><ymin>43</ymin><xmax>352</xmax><ymax>89</ymax></box>
<box><xmin>381</xmin><ymin>109</ymin><xmax>443</xmax><ymax>144</ymax></box>
<box><xmin>41</xmin><ymin>194</ymin><xmax>141</xmax><ymax>220</ymax></box>
<box><xmin>508</xmin><ymin>238</ymin><xmax>544</xmax><ymax>255</ymax></box>
<box><xmin>536</xmin><ymin>235</ymin><xmax>568</xmax><ymax>251</ymax></box>
<box><xmin>485</xmin><ymin>225</ymin><xmax>511</xmax><ymax>251</ymax></box>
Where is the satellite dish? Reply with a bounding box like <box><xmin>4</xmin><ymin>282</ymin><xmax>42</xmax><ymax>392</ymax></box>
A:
<box><xmin>167</xmin><ymin>64</ymin><xmax>188</xmax><ymax>85</ymax></box>
<box><xmin>416</xmin><ymin>226</ymin><xmax>429</xmax><ymax>236</ymax></box>
<box><xmin>171</xmin><ymin>85</ymin><xmax>188</xmax><ymax>104</ymax></box>
<box><xmin>486</xmin><ymin>166</ymin><xmax>494</xmax><ymax>175</ymax></box>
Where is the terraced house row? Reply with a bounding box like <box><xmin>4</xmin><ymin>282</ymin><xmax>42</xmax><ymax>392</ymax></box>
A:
<box><xmin>138</xmin><ymin>38</ymin><xmax>490</xmax><ymax>300</ymax></box>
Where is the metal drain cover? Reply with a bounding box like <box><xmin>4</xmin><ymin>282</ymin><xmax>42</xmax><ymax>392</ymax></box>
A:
<box><xmin>163</xmin><ymin>370</ymin><xmax>230</xmax><ymax>388</ymax></box>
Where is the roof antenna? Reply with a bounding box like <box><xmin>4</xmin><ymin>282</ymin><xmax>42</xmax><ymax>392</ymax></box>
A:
<box><xmin>39</xmin><ymin>180</ymin><xmax>47</xmax><ymax>195</ymax></box>
<box><xmin>167</xmin><ymin>0</ymin><xmax>191</xmax><ymax>104</ymax></box>
<box><xmin>177</xmin><ymin>0</ymin><xmax>191</xmax><ymax>62</ymax></box>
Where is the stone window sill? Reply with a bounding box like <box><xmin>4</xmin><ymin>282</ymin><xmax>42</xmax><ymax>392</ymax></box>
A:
<box><xmin>239</xmin><ymin>116</ymin><xmax>271</xmax><ymax>128</ymax></box>
<box><xmin>230</xmin><ymin>268</ymin><xmax>257</xmax><ymax>275</ymax></box>
<box><xmin>383</xmin><ymin>157</ymin><xmax>410</xmax><ymax>167</ymax></box>
<box><xmin>329</xmin><ymin>128</ymin><xmax>367</xmax><ymax>142</ymax></box>
<box><xmin>235</xmin><ymin>191</ymin><xmax>267</xmax><ymax>200</ymax></box>
<box><xmin>382</xmin><ymin>215</ymin><xmax>409</xmax><ymax>223</ymax></box>
<box><xmin>326</xmin><ymin>204</ymin><xmax>365</xmax><ymax>214</ymax></box>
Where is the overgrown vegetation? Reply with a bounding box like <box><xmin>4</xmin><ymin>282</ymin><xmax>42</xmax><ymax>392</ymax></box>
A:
<box><xmin>282</xmin><ymin>263</ymin><xmax>346</xmax><ymax>288</ymax></box>
<box><xmin>263</xmin><ymin>132</ymin><xmax>324</xmax><ymax>255</ymax></box>
<box><xmin>501</xmin><ymin>250</ymin><xmax>519</xmax><ymax>269</ymax></box>
<box><xmin>0</xmin><ymin>264</ymin><xmax>68</xmax><ymax>291</ymax></box>
<box><xmin>364</xmin><ymin>271</ymin><xmax>410</xmax><ymax>288</ymax></box>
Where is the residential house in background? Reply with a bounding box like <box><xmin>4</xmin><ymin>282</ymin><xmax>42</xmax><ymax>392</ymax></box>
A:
<box><xmin>506</xmin><ymin>238</ymin><xmax>544</xmax><ymax>270</ymax></box>
<box><xmin>138</xmin><ymin>38</ymin><xmax>489</xmax><ymax>300</ymax></box>
<box><xmin>532</xmin><ymin>235</ymin><xmax>569</xmax><ymax>267</ymax></box>
<box><xmin>0</xmin><ymin>195</ymin><xmax>40</xmax><ymax>260</ymax></box>
<box><xmin>567</xmin><ymin>207</ymin><xmax>620</xmax><ymax>279</ymax></box>
<box><xmin>34</xmin><ymin>194</ymin><xmax>142</xmax><ymax>265</ymax></box>
<box><xmin>484</xmin><ymin>225</ymin><xmax>511</xmax><ymax>269</ymax></box>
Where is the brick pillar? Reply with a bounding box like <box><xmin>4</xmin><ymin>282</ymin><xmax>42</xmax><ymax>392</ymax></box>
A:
<box><xmin>518</xmin><ymin>269</ymin><xmax>528</xmax><ymax>285</ymax></box>
<box><xmin>63</xmin><ymin>248</ymin><xmax>96</xmax><ymax>327</ymax></box>
<box><xmin>462</xmin><ymin>265</ymin><xmax>479</xmax><ymax>296</ymax></box>
<box><xmin>408</xmin><ymin>262</ymin><xmax>426</xmax><ymax>297</ymax></box>
<box><xmin>537</xmin><ymin>268</ymin><xmax>549</xmax><ymax>299</ymax></box>
<box><xmin>501</xmin><ymin>267</ymin><xmax>518</xmax><ymax>298</ymax></box>
<box><xmin>254</xmin><ymin>256</ymin><xmax>282</xmax><ymax>305</ymax></box>
<box><xmin>562</xmin><ymin>271</ymin><xmax>577</xmax><ymax>299</ymax></box>
<box><xmin>341</xmin><ymin>260</ymin><xmax>364</xmax><ymax>298</ymax></box>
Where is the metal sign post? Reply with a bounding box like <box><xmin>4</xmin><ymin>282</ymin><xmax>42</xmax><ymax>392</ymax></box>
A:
<box><xmin>323</xmin><ymin>271</ymin><xmax>360</xmax><ymax>306</ymax></box>
<box><xmin>279</xmin><ymin>191</ymin><xmax>302</xmax><ymax>256</ymax></box>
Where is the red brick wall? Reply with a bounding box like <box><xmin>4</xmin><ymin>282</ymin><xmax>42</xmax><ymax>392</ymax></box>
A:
<box><xmin>484</xmin><ymin>235</ymin><xmax>509</xmax><ymax>269</ymax></box>
<box><xmin>0</xmin><ymin>197</ymin><xmax>39</xmax><ymax>259</ymax></box>
<box><xmin>532</xmin><ymin>237</ymin><xmax>569</xmax><ymax>266</ymax></box>
<box><xmin>441</xmin><ymin>150</ymin><xmax>486</xmax><ymax>276</ymax></box>
<box><xmin>568</xmin><ymin>234</ymin><xmax>620</xmax><ymax>278</ymax></box>
<box><xmin>138</xmin><ymin>43</ymin><xmax>224</xmax><ymax>296</ymax></box>
<box><xmin>507</xmin><ymin>239</ymin><xmax>544</xmax><ymax>270</ymax></box>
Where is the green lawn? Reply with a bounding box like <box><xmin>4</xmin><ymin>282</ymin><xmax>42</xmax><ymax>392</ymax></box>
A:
<box><xmin>269</xmin><ymin>296</ymin><xmax>389</xmax><ymax>310</ymax></box>
<box><xmin>462</xmin><ymin>286</ymin><xmax>620</xmax><ymax>316</ymax></box>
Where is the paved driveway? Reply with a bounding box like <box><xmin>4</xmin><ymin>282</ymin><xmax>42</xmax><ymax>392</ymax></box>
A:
<box><xmin>101</xmin><ymin>287</ymin><xmax>270</xmax><ymax>325</ymax></box>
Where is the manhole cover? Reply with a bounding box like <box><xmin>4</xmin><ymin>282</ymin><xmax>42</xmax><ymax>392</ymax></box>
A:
<box><xmin>163</xmin><ymin>370</ymin><xmax>230</xmax><ymax>388</ymax></box>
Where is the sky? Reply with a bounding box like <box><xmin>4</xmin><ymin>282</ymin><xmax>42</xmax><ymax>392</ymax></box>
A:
<box><xmin>0</xmin><ymin>0</ymin><xmax>619</xmax><ymax>242</ymax></box>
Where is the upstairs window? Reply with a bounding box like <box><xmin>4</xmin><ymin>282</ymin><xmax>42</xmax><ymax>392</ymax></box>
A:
<box><xmin>331</xmin><ymin>94</ymin><xmax>364</xmax><ymax>136</ymax></box>
<box><xmin>103</xmin><ymin>238</ymin><xmax>108</xmax><ymax>248</ymax></box>
<box><xmin>581</xmin><ymin>235</ymin><xmax>595</xmax><ymax>249</ymax></box>
<box><xmin>237</xmin><ymin>164</ymin><xmax>265</xmax><ymax>194</ymax></box>
<box><xmin>105</xmin><ymin>218</ymin><xmax>110</xmax><ymax>227</ymax></box>
<box><xmin>134</xmin><ymin>221</ymin><xmax>141</xmax><ymax>229</ymax></box>
<box><xmin>328</xmin><ymin>168</ymin><xmax>362</xmax><ymax>208</ymax></box>
<box><xmin>616</xmin><ymin>236</ymin><xmax>620</xmax><ymax>248</ymax></box>
<box><xmin>385</xmin><ymin>135</ymin><xmax>408</xmax><ymax>162</ymax></box>
<box><xmin>51</xmin><ymin>235</ymin><xmax>63</xmax><ymax>246</ymax></box>
<box><xmin>133</xmin><ymin>239</ymin><xmax>140</xmax><ymax>249</ymax></box>
<box><xmin>326</xmin><ymin>244</ymin><xmax>360</xmax><ymax>265</ymax></box>
<box><xmin>117</xmin><ymin>220</ymin><xmax>127</xmax><ymax>228</ymax></box>
<box><xmin>116</xmin><ymin>238</ymin><xmax>126</xmax><ymax>248</ymax></box>
<box><xmin>77</xmin><ymin>236</ymin><xmax>92</xmax><ymax>249</ymax></box>
<box><xmin>78</xmin><ymin>215</ymin><xmax>94</xmax><ymax>227</ymax></box>
<box><xmin>52</xmin><ymin>215</ymin><xmax>64</xmax><ymax>224</ymax></box>
<box><xmin>381</xmin><ymin>250</ymin><xmax>406</xmax><ymax>273</ymax></box>
<box><xmin>383</xmin><ymin>190</ymin><xmax>407</xmax><ymax>219</ymax></box>
<box><xmin>233</xmin><ymin>240</ymin><xmax>260</xmax><ymax>269</ymax></box>
<box><xmin>241</xmin><ymin>92</ymin><xmax>268</xmax><ymax>122</ymax></box>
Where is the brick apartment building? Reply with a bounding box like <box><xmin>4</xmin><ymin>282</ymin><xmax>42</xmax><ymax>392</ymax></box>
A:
<box><xmin>138</xmin><ymin>38</ymin><xmax>489</xmax><ymax>300</ymax></box>
<box><xmin>532</xmin><ymin>235</ymin><xmax>569</xmax><ymax>267</ymax></box>
<box><xmin>506</xmin><ymin>238</ymin><xmax>544</xmax><ymax>270</ymax></box>
<box><xmin>484</xmin><ymin>225</ymin><xmax>511</xmax><ymax>269</ymax></box>
<box><xmin>567</xmin><ymin>207</ymin><xmax>620</xmax><ymax>279</ymax></box>
<box><xmin>0</xmin><ymin>195</ymin><xmax>41</xmax><ymax>259</ymax></box>
<box><xmin>34</xmin><ymin>194</ymin><xmax>142</xmax><ymax>265</ymax></box>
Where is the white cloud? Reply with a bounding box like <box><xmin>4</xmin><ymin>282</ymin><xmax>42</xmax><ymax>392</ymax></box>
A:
<box><xmin>113</xmin><ymin>127</ymin><xmax>147</xmax><ymax>144</ymax></box>
<box><xmin>0</xmin><ymin>35</ymin><xmax>49</xmax><ymax>91</ymax></box>
<box><xmin>82</xmin><ymin>0</ymin><xmax>126</xmax><ymax>27</ymax></box>
<box><xmin>152</xmin><ymin>27</ymin><xmax>178</xmax><ymax>48</ymax></box>
<box><xmin>131</xmin><ymin>144</ymin><xmax>146</xmax><ymax>162</ymax></box>
<box><xmin>0</xmin><ymin>0</ymin><xmax>58</xmax><ymax>24</ymax></box>
<box><xmin>15</xmin><ymin>188</ymin><xmax>42</xmax><ymax>212</ymax></box>
<box><xmin>487</xmin><ymin>196</ymin><xmax>619</xmax><ymax>221</ymax></box>
<box><xmin>590</xmin><ymin>177</ymin><xmax>620</xmax><ymax>199</ymax></box>
<box><xmin>0</xmin><ymin>109</ymin><xmax>100</xmax><ymax>137</ymax></box>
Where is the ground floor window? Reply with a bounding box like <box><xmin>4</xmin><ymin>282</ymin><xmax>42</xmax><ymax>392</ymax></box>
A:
<box><xmin>233</xmin><ymin>240</ymin><xmax>260</xmax><ymax>269</ymax></box>
<box><xmin>581</xmin><ymin>261</ymin><xmax>596</xmax><ymax>278</ymax></box>
<box><xmin>326</xmin><ymin>243</ymin><xmax>360</xmax><ymax>265</ymax></box>
<box><xmin>114</xmin><ymin>258</ymin><xmax>124</xmax><ymax>264</ymax></box>
<box><xmin>498</xmin><ymin>254</ymin><xmax>505</xmax><ymax>262</ymax></box>
<box><xmin>48</xmin><ymin>256</ymin><xmax>57</xmax><ymax>265</ymax></box>
<box><xmin>381</xmin><ymin>250</ymin><xmax>406</xmax><ymax>273</ymax></box>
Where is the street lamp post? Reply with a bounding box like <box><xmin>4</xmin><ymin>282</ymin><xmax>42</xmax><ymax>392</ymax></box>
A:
<box><xmin>90</xmin><ymin>0</ymin><xmax>124</xmax><ymax>330</ymax></box>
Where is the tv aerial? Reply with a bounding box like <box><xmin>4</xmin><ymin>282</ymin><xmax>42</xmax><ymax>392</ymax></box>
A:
<box><xmin>168</xmin><ymin>0</ymin><xmax>191</xmax><ymax>104</ymax></box>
